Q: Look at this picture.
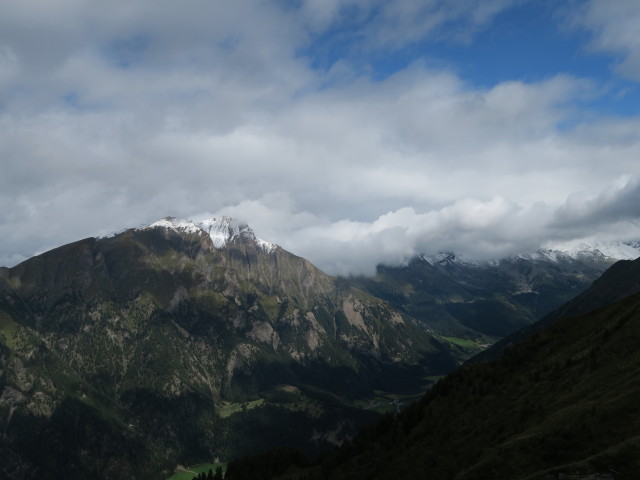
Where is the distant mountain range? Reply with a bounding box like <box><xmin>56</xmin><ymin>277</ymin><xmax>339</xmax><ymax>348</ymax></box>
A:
<box><xmin>351</xmin><ymin>240</ymin><xmax>640</xmax><ymax>355</ymax></box>
<box><xmin>423</xmin><ymin>239</ymin><xmax>640</xmax><ymax>265</ymax></box>
<box><xmin>0</xmin><ymin>217</ymin><xmax>638</xmax><ymax>479</ymax></box>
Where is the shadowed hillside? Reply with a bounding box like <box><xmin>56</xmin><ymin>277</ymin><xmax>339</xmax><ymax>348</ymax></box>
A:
<box><xmin>225</xmin><ymin>258</ymin><xmax>640</xmax><ymax>480</ymax></box>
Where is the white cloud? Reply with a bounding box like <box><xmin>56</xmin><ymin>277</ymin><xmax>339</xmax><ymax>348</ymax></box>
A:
<box><xmin>204</xmin><ymin>175</ymin><xmax>640</xmax><ymax>276</ymax></box>
<box><xmin>572</xmin><ymin>0</ymin><xmax>640</xmax><ymax>80</ymax></box>
<box><xmin>0</xmin><ymin>1</ymin><xmax>639</xmax><ymax>274</ymax></box>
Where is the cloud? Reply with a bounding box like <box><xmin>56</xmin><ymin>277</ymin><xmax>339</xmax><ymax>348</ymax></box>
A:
<box><xmin>554</xmin><ymin>175</ymin><xmax>640</xmax><ymax>231</ymax></box>
<box><xmin>361</xmin><ymin>0</ymin><xmax>520</xmax><ymax>48</ymax></box>
<box><xmin>0</xmin><ymin>1</ymin><xmax>639</xmax><ymax>274</ymax></box>
<box><xmin>204</xmin><ymin>176</ymin><xmax>640</xmax><ymax>276</ymax></box>
<box><xmin>297</xmin><ymin>0</ymin><xmax>521</xmax><ymax>48</ymax></box>
<box><xmin>571</xmin><ymin>0</ymin><xmax>640</xmax><ymax>81</ymax></box>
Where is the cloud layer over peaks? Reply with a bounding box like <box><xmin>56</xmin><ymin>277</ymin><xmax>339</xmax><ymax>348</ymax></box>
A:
<box><xmin>213</xmin><ymin>176</ymin><xmax>640</xmax><ymax>275</ymax></box>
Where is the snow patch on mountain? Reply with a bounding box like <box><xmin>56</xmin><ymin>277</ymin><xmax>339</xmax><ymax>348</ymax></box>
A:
<box><xmin>147</xmin><ymin>216</ymin><xmax>277</xmax><ymax>252</ymax></box>
<box><xmin>150</xmin><ymin>217</ymin><xmax>201</xmax><ymax>235</ymax></box>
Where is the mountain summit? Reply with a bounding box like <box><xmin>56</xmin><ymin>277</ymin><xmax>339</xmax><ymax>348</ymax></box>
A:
<box><xmin>146</xmin><ymin>216</ymin><xmax>277</xmax><ymax>252</ymax></box>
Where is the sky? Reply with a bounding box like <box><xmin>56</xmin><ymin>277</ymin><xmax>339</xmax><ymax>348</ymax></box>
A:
<box><xmin>2</xmin><ymin>0</ymin><xmax>640</xmax><ymax>275</ymax></box>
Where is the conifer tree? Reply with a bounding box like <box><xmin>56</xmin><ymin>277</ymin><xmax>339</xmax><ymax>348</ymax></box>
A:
<box><xmin>213</xmin><ymin>466</ymin><xmax>223</xmax><ymax>480</ymax></box>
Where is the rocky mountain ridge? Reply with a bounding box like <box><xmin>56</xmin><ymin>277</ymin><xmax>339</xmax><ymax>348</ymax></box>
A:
<box><xmin>0</xmin><ymin>218</ymin><xmax>453</xmax><ymax>480</ymax></box>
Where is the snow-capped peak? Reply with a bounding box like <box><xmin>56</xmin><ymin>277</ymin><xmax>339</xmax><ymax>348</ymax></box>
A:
<box><xmin>147</xmin><ymin>216</ymin><xmax>277</xmax><ymax>252</ymax></box>
<box><xmin>535</xmin><ymin>239</ymin><xmax>640</xmax><ymax>262</ymax></box>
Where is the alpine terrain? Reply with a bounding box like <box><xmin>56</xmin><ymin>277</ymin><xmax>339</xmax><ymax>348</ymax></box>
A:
<box><xmin>224</xmin><ymin>256</ymin><xmax>640</xmax><ymax>480</ymax></box>
<box><xmin>0</xmin><ymin>217</ymin><xmax>454</xmax><ymax>480</ymax></box>
<box><xmin>351</xmin><ymin>241</ymin><xmax>640</xmax><ymax>356</ymax></box>
<box><xmin>0</xmin><ymin>216</ymin><xmax>637</xmax><ymax>480</ymax></box>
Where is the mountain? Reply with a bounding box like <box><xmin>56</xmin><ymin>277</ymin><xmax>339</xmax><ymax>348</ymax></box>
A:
<box><xmin>472</xmin><ymin>254</ymin><xmax>640</xmax><ymax>364</ymax></box>
<box><xmin>225</xmin><ymin>256</ymin><xmax>640</xmax><ymax>480</ymax></box>
<box><xmin>0</xmin><ymin>217</ymin><xmax>454</xmax><ymax>480</ymax></box>
<box><xmin>350</xmin><ymin>241</ymin><xmax>640</xmax><ymax>356</ymax></box>
<box><xmin>2</xmin><ymin>217</ymin><xmax>638</xmax><ymax>479</ymax></box>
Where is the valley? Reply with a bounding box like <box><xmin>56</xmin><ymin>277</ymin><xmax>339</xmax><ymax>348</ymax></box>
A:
<box><xmin>224</xmin><ymin>256</ymin><xmax>640</xmax><ymax>479</ymax></box>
